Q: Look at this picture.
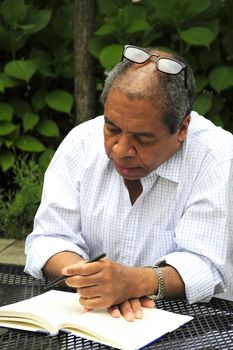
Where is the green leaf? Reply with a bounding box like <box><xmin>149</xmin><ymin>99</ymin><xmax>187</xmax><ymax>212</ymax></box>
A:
<box><xmin>37</xmin><ymin>120</ymin><xmax>59</xmax><ymax>138</ymax></box>
<box><xmin>206</xmin><ymin>20</ymin><xmax>219</xmax><ymax>41</ymax></box>
<box><xmin>95</xmin><ymin>23</ymin><xmax>116</xmax><ymax>36</ymax></box>
<box><xmin>4</xmin><ymin>60</ymin><xmax>37</xmax><ymax>82</ymax></box>
<box><xmin>39</xmin><ymin>149</ymin><xmax>55</xmax><ymax>170</ymax></box>
<box><xmin>115</xmin><ymin>8</ymin><xmax>129</xmax><ymax>29</ymax></box>
<box><xmin>150</xmin><ymin>0</ymin><xmax>178</xmax><ymax>26</ymax></box>
<box><xmin>195</xmin><ymin>75</ymin><xmax>208</xmax><ymax>93</ymax></box>
<box><xmin>184</xmin><ymin>0</ymin><xmax>211</xmax><ymax>17</ymax></box>
<box><xmin>0</xmin><ymin>72</ymin><xmax>19</xmax><ymax>89</ymax></box>
<box><xmin>45</xmin><ymin>90</ymin><xmax>74</xmax><ymax>114</ymax></box>
<box><xmin>30</xmin><ymin>48</ymin><xmax>51</xmax><ymax>71</ymax></box>
<box><xmin>88</xmin><ymin>37</ymin><xmax>114</xmax><ymax>59</ymax></box>
<box><xmin>0</xmin><ymin>79</ymin><xmax>4</xmax><ymax>92</ymax></box>
<box><xmin>15</xmin><ymin>135</ymin><xmax>45</xmax><ymax>152</ymax></box>
<box><xmin>126</xmin><ymin>19</ymin><xmax>150</xmax><ymax>33</ymax></box>
<box><xmin>19</xmin><ymin>9</ymin><xmax>52</xmax><ymax>35</ymax></box>
<box><xmin>4</xmin><ymin>139</ymin><xmax>14</xmax><ymax>148</ymax></box>
<box><xmin>198</xmin><ymin>0</ymin><xmax>221</xmax><ymax>19</ymax></box>
<box><xmin>97</xmin><ymin>0</ymin><xmax>121</xmax><ymax>17</ymax></box>
<box><xmin>10</xmin><ymin>98</ymin><xmax>31</xmax><ymax>118</ymax></box>
<box><xmin>4</xmin><ymin>125</ymin><xmax>20</xmax><ymax>141</ymax></box>
<box><xmin>0</xmin><ymin>121</ymin><xmax>16</xmax><ymax>135</ymax></box>
<box><xmin>99</xmin><ymin>44</ymin><xmax>122</xmax><ymax>71</ymax></box>
<box><xmin>22</xmin><ymin>112</ymin><xmax>39</xmax><ymax>132</ymax></box>
<box><xmin>0</xmin><ymin>150</ymin><xmax>15</xmax><ymax>172</ymax></box>
<box><xmin>209</xmin><ymin>66</ymin><xmax>233</xmax><ymax>93</ymax></box>
<box><xmin>211</xmin><ymin>115</ymin><xmax>224</xmax><ymax>127</ymax></box>
<box><xmin>0</xmin><ymin>102</ymin><xmax>14</xmax><ymax>121</ymax></box>
<box><xmin>32</xmin><ymin>89</ymin><xmax>46</xmax><ymax>112</ymax></box>
<box><xmin>51</xmin><ymin>5</ymin><xmax>73</xmax><ymax>41</ymax></box>
<box><xmin>125</xmin><ymin>3</ymin><xmax>147</xmax><ymax>22</ymax></box>
<box><xmin>193</xmin><ymin>94</ymin><xmax>212</xmax><ymax>115</ymax></box>
<box><xmin>0</xmin><ymin>0</ymin><xmax>28</xmax><ymax>24</ymax></box>
<box><xmin>180</xmin><ymin>27</ymin><xmax>215</xmax><ymax>47</ymax></box>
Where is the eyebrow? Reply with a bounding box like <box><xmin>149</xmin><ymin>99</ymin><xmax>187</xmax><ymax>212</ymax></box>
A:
<box><xmin>104</xmin><ymin>117</ymin><xmax>156</xmax><ymax>139</ymax></box>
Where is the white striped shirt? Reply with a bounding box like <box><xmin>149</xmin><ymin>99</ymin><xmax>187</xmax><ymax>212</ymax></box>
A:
<box><xmin>25</xmin><ymin>111</ymin><xmax>233</xmax><ymax>303</ymax></box>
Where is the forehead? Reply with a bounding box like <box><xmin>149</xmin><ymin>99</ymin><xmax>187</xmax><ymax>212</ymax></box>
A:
<box><xmin>104</xmin><ymin>89</ymin><xmax>166</xmax><ymax>131</ymax></box>
<box><xmin>151</xmin><ymin>49</ymin><xmax>173</xmax><ymax>58</ymax></box>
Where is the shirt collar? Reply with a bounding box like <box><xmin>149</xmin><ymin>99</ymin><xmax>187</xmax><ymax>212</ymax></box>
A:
<box><xmin>154</xmin><ymin>142</ymin><xmax>185</xmax><ymax>183</ymax></box>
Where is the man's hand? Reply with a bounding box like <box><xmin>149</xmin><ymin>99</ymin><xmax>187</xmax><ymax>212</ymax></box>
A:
<box><xmin>107</xmin><ymin>297</ymin><xmax>155</xmax><ymax>321</ymax></box>
<box><xmin>61</xmin><ymin>258</ymin><xmax>157</xmax><ymax>316</ymax></box>
<box><xmin>45</xmin><ymin>251</ymin><xmax>185</xmax><ymax>321</ymax></box>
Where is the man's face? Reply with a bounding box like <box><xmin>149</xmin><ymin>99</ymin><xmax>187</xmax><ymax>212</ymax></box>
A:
<box><xmin>104</xmin><ymin>90</ymin><xmax>189</xmax><ymax>181</ymax></box>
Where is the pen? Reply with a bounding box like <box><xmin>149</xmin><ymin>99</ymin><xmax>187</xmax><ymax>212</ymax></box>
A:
<box><xmin>44</xmin><ymin>253</ymin><xmax>106</xmax><ymax>290</ymax></box>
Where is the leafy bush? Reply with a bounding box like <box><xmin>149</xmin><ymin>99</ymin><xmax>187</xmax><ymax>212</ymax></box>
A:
<box><xmin>0</xmin><ymin>0</ymin><xmax>75</xmax><ymax>173</ymax></box>
<box><xmin>0</xmin><ymin>155</ymin><xmax>44</xmax><ymax>238</ymax></box>
<box><xmin>1</xmin><ymin>0</ymin><xmax>233</xmax><ymax>239</ymax></box>
<box><xmin>89</xmin><ymin>0</ymin><xmax>233</xmax><ymax>133</ymax></box>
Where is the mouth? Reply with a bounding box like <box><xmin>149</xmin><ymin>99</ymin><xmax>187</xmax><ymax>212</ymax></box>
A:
<box><xmin>114</xmin><ymin>162</ymin><xmax>143</xmax><ymax>177</ymax></box>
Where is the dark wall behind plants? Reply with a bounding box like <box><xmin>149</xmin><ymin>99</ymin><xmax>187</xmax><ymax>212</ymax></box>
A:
<box><xmin>0</xmin><ymin>0</ymin><xmax>232</xmax><ymax>238</ymax></box>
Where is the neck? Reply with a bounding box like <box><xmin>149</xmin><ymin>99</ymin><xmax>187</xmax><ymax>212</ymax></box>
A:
<box><xmin>124</xmin><ymin>179</ymin><xmax>143</xmax><ymax>205</ymax></box>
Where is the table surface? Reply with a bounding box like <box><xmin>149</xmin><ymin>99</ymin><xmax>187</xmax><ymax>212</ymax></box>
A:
<box><xmin>0</xmin><ymin>263</ymin><xmax>233</xmax><ymax>350</ymax></box>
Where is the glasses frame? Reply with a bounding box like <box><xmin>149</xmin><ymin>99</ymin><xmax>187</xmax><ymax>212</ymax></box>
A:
<box><xmin>122</xmin><ymin>45</ymin><xmax>187</xmax><ymax>88</ymax></box>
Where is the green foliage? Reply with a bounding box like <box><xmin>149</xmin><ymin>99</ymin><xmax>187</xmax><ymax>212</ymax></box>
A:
<box><xmin>0</xmin><ymin>0</ymin><xmax>232</xmax><ymax>239</ymax></box>
<box><xmin>0</xmin><ymin>0</ymin><xmax>75</xmax><ymax>173</ymax></box>
<box><xmin>89</xmin><ymin>0</ymin><xmax>233</xmax><ymax>132</ymax></box>
<box><xmin>0</xmin><ymin>156</ymin><xmax>45</xmax><ymax>239</ymax></box>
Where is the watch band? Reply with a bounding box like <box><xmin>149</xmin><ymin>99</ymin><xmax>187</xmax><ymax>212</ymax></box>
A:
<box><xmin>146</xmin><ymin>265</ymin><xmax>165</xmax><ymax>301</ymax></box>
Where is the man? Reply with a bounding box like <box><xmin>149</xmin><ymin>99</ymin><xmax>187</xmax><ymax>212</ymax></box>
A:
<box><xmin>25</xmin><ymin>45</ymin><xmax>233</xmax><ymax>322</ymax></box>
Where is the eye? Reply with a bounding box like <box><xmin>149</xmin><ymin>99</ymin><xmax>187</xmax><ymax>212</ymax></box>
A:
<box><xmin>106</xmin><ymin>126</ymin><xmax>121</xmax><ymax>135</ymax></box>
<box><xmin>134</xmin><ymin>134</ymin><xmax>157</xmax><ymax>146</ymax></box>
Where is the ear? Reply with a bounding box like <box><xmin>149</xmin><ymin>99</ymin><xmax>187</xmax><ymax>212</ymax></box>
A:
<box><xmin>177</xmin><ymin>115</ymin><xmax>191</xmax><ymax>142</ymax></box>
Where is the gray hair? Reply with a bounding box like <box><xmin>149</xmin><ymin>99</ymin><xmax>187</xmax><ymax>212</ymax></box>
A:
<box><xmin>101</xmin><ymin>49</ymin><xmax>196</xmax><ymax>134</ymax></box>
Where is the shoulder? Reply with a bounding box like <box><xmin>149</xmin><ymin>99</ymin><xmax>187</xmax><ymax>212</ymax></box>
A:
<box><xmin>187</xmin><ymin>111</ymin><xmax>233</xmax><ymax>163</ymax></box>
<box><xmin>68</xmin><ymin>115</ymin><xmax>104</xmax><ymax>144</ymax></box>
<box><xmin>56</xmin><ymin>116</ymin><xmax>104</xmax><ymax>155</ymax></box>
<box><xmin>47</xmin><ymin>116</ymin><xmax>105</xmax><ymax>172</ymax></box>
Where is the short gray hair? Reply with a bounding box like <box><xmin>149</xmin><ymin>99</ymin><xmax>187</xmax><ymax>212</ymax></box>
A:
<box><xmin>101</xmin><ymin>49</ymin><xmax>196</xmax><ymax>134</ymax></box>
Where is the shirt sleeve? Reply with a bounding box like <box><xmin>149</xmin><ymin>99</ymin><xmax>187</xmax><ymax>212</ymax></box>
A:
<box><xmin>156</xmin><ymin>159</ymin><xmax>233</xmax><ymax>304</ymax></box>
<box><xmin>24</xmin><ymin>127</ymin><xmax>90</xmax><ymax>279</ymax></box>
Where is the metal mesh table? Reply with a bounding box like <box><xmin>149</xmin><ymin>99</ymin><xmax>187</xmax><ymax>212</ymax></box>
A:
<box><xmin>0</xmin><ymin>263</ymin><xmax>233</xmax><ymax>350</ymax></box>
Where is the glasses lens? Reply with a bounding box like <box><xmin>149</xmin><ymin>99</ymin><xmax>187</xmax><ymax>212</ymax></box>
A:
<box><xmin>124</xmin><ymin>47</ymin><xmax>150</xmax><ymax>63</ymax></box>
<box><xmin>158</xmin><ymin>58</ymin><xmax>183</xmax><ymax>74</ymax></box>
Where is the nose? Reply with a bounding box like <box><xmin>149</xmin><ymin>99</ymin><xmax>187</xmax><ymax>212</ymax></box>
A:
<box><xmin>112</xmin><ymin>134</ymin><xmax>136</xmax><ymax>158</ymax></box>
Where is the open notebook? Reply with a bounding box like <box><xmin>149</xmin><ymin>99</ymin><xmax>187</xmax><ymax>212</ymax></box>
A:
<box><xmin>0</xmin><ymin>290</ymin><xmax>193</xmax><ymax>350</ymax></box>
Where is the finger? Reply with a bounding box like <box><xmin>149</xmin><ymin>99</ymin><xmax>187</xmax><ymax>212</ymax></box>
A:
<box><xmin>118</xmin><ymin>300</ymin><xmax>135</xmax><ymax>322</ymax></box>
<box><xmin>62</xmin><ymin>260</ymin><xmax>86</xmax><ymax>276</ymax></box>
<box><xmin>65</xmin><ymin>274</ymin><xmax>98</xmax><ymax>289</ymax></box>
<box><xmin>79</xmin><ymin>296</ymin><xmax>104</xmax><ymax>310</ymax></box>
<box><xmin>83</xmin><ymin>306</ymin><xmax>93</xmax><ymax>313</ymax></box>
<box><xmin>107</xmin><ymin>305</ymin><xmax>121</xmax><ymax>318</ymax></box>
<box><xmin>63</xmin><ymin>259</ymin><xmax>105</xmax><ymax>276</ymax></box>
<box><xmin>127</xmin><ymin>298</ymin><xmax>143</xmax><ymax>319</ymax></box>
<box><xmin>140</xmin><ymin>297</ymin><xmax>156</xmax><ymax>308</ymax></box>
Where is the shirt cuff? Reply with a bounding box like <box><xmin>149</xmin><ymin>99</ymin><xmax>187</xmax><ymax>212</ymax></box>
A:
<box><xmin>156</xmin><ymin>251</ymin><xmax>222</xmax><ymax>303</ymax></box>
<box><xmin>24</xmin><ymin>236</ymin><xmax>89</xmax><ymax>279</ymax></box>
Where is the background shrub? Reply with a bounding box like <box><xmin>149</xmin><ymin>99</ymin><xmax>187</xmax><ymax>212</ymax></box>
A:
<box><xmin>0</xmin><ymin>0</ymin><xmax>75</xmax><ymax>176</ymax></box>
<box><xmin>0</xmin><ymin>155</ymin><xmax>44</xmax><ymax>238</ymax></box>
<box><xmin>0</xmin><ymin>0</ymin><xmax>232</xmax><ymax>238</ymax></box>
<box><xmin>89</xmin><ymin>0</ymin><xmax>233</xmax><ymax>131</ymax></box>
